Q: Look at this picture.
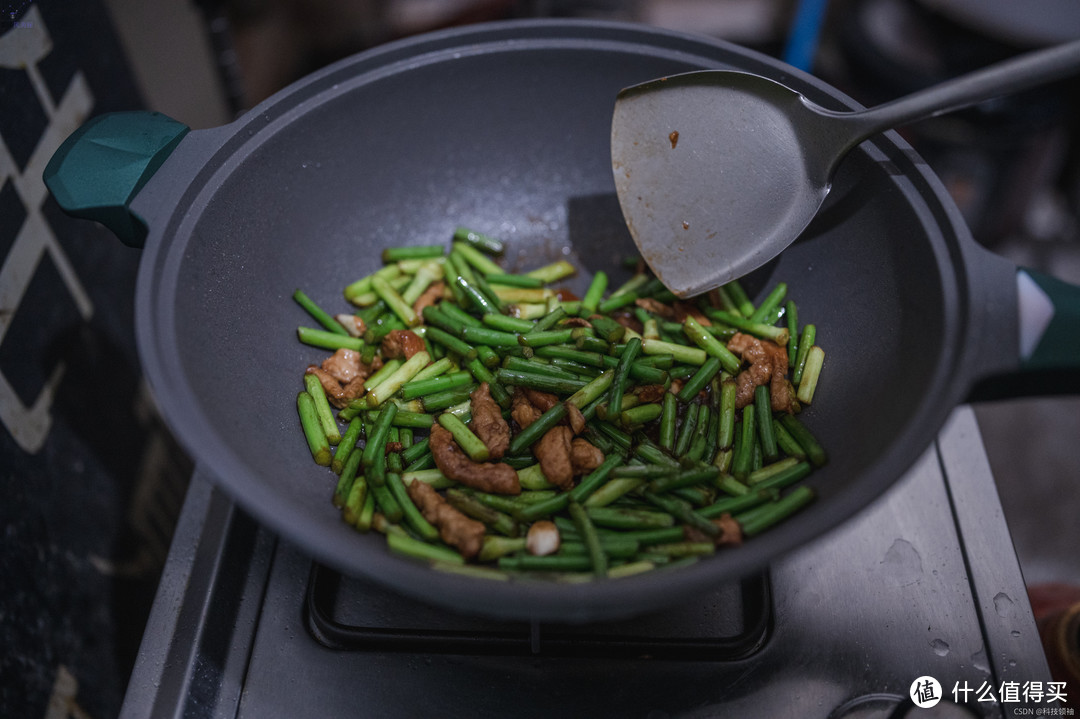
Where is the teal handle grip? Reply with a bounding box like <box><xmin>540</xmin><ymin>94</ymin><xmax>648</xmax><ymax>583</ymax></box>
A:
<box><xmin>43</xmin><ymin>111</ymin><xmax>189</xmax><ymax>248</ymax></box>
<box><xmin>1018</xmin><ymin>268</ymin><xmax>1080</xmax><ymax>371</ymax></box>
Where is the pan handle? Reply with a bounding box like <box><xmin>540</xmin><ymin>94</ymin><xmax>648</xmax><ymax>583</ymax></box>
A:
<box><xmin>43</xmin><ymin>111</ymin><xmax>190</xmax><ymax>248</ymax></box>
<box><xmin>1017</xmin><ymin>268</ymin><xmax>1080</xmax><ymax>373</ymax></box>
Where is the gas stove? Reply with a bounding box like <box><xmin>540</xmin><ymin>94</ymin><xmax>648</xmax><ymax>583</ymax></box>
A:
<box><xmin>119</xmin><ymin>407</ymin><xmax>1051</xmax><ymax>718</ymax></box>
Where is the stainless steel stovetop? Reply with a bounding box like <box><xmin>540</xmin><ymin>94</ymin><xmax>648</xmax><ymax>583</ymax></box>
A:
<box><xmin>119</xmin><ymin>407</ymin><xmax>1050</xmax><ymax>718</ymax></box>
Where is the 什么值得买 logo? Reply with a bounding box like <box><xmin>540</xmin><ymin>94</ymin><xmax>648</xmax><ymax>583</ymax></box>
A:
<box><xmin>910</xmin><ymin>676</ymin><xmax>943</xmax><ymax>708</ymax></box>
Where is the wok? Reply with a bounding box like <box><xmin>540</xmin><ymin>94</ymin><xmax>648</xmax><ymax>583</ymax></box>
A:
<box><xmin>44</xmin><ymin>20</ymin><xmax>1080</xmax><ymax>623</ymax></box>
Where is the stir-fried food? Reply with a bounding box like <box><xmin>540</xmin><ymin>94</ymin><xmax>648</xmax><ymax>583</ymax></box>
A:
<box><xmin>291</xmin><ymin>226</ymin><xmax>827</xmax><ymax>580</ymax></box>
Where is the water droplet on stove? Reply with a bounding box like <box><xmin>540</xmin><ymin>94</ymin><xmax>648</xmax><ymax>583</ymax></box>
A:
<box><xmin>994</xmin><ymin>592</ymin><xmax>1015</xmax><ymax>617</ymax></box>
<box><xmin>971</xmin><ymin>649</ymin><xmax>989</xmax><ymax>674</ymax></box>
<box><xmin>930</xmin><ymin>638</ymin><xmax>950</xmax><ymax>656</ymax></box>
<box><xmin>1010</xmin><ymin>630</ymin><xmax>1021</xmax><ymax>638</ymax></box>
<box><xmin>881</xmin><ymin>538</ymin><xmax>923</xmax><ymax>586</ymax></box>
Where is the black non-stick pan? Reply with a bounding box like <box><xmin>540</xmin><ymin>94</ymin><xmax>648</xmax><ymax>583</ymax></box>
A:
<box><xmin>44</xmin><ymin>20</ymin><xmax>1080</xmax><ymax>623</ymax></box>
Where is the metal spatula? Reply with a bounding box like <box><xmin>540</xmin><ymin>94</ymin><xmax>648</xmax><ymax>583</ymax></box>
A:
<box><xmin>611</xmin><ymin>39</ymin><xmax>1080</xmax><ymax>298</ymax></box>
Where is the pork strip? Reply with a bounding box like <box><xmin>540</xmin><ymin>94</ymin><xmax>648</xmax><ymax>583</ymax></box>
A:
<box><xmin>429</xmin><ymin>424</ymin><xmax>520</xmax><ymax>495</ymax></box>
<box><xmin>406</xmin><ymin>480</ymin><xmax>486</xmax><ymax>559</ymax></box>
<box><xmin>469</xmin><ymin>383</ymin><xmax>510</xmax><ymax>460</ymax></box>
<box><xmin>634</xmin><ymin>297</ymin><xmax>676</xmax><ymax>319</ymax></box>
<box><xmin>726</xmin><ymin>332</ymin><xmax>796</xmax><ymax>412</ymax></box>
<box><xmin>412</xmin><ymin>281</ymin><xmax>445</xmax><ymax>316</ymax></box>
<box><xmin>511</xmin><ymin>388</ymin><xmax>542</xmax><ymax>430</ymax></box>
<box><xmin>305</xmin><ymin>365</ymin><xmax>365</xmax><ymax>409</ymax></box>
<box><xmin>683</xmin><ymin>513</ymin><xmax>743</xmax><ymax>547</ymax></box>
<box><xmin>381</xmin><ymin>329</ymin><xmax>426</xmax><ymax>360</ymax></box>
<box><xmin>569</xmin><ymin>438</ymin><xmax>604</xmax><ymax>475</ymax></box>
<box><xmin>535</xmin><ymin>425</ymin><xmax>575</xmax><ymax>490</ymax></box>
<box><xmin>523</xmin><ymin>389</ymin><xmax>559</xmax><ymax>414</ymax></box>
<box><xmin>321</xmin><ymin>348</ymin><xmax>363</xmax><ymax>383</ymax></box>
<box><xmin>634</xmin><ymin>384</ymin><xmax>668</xmax><ymax>404</ymax></box>
<box><xmin>566</xmin><ymin>403</ymin><xmax>586</xmax><ymax>435</ymax></box>
<box><xmin>713</xmin><ymin>513</ymin><xmax>744</xmax><ymax>547</ymax></box>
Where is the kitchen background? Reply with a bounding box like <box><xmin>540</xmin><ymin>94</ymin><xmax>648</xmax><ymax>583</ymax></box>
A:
<box><xmin>1</xmin><ymin>0</ymin><xmax>1078</xmax><ymax>716</ymax></box>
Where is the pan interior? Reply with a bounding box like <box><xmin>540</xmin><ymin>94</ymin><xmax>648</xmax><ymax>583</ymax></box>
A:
<box><xmin>156</xmin><ymin>29</ymin><xmax>959</xmax><ymax>620</ymax></box>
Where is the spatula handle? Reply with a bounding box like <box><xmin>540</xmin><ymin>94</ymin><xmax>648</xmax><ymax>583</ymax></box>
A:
<box><xmin>834</xmin><ymin>39</ymin><xmax>1080</xmax><ymax>149</ymax></box>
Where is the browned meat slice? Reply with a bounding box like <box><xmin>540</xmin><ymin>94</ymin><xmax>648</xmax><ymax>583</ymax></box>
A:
<box><xmin>364</xmin><ymin>354</ymin><xmax>383</xmax><ymax>374</ymax></box>
<box><xmin>412</xmin><ymin>281</ymin><xmax>445</xmax><ymax>316</ymax></box>
<box><xmin>561</xmin><ymin>317</ymin><xmax>592</xmax><ymax>328</ymax></box>
<box><xmin>672</xmin><ymin>302</ymin><xmax>712</xmax><ymax>326</ymax></box>
<box><xmin>304</xmin><ymin>366</ymin><xmax>366</xmax><ymax>409</ymax></box>
<box><xmin>634</xmin><ymin>384</ymin><xmax>668</xmax><ymax>404</ymax></box>
<box><xmin>725</xmin><ymin>332</ymin><xmax>756</xmax><ymax>356</ymax></box>
<box><xmin>306</xmin><ymin>365</ymin><xmax>341</xmax><ymax>397</ymax></box>
<box><xmin>304</xmin><ymin>348</ymin><xmax>381</xmax><ymax>409</ymax></box>
<box><xmin>634</xmin><ymin>297</ymin><xmax>676</xmax><ymax>319</ymax></box>
<box><xmin>770</xmin><ymin>375</ymin><xmax>797</xmax><ymax>414</ymax></box>
<box><xmin>534</xmin><ymin>425</ymin><xmax>575</xmax><ymax>490</ymax></box>
<box><xmin>381</xmin><ymin>329</ymin><xmax>426</xmax><ymax>360</ymax></box>
<box><xmin>406</xmin><ymin>480</ymin><xmax>486</xmax><ymax>559</ymax></box>
<box><xmin>511</xmin><ymin>388</ymin><xmax>580</xmax><ymax>441</ymax></box>
<box><xmin>733</xmin><ymin>371</ymin><xmax>757</xmax><ymax>410</ymax></box>
<box><xmin>510</xmin><ymin>387</ymin><xmax>562</xmax><ymax>434</ymax></box>
<box><xmin>566</xmin><ymin>403</ymin><xmax>586</xmax><ymax>435</ymax></box>
<box><xmin>429</xmin><ymin>424</ymin><xmax>520</xmax><ymax>495</ymax></box>
<box><xmin>469</xmin><ymin>383</ymin><xmax>510</xmax><ymax>460</ymax></box>
<box><xmin>569</xmin><ymin>438</ymin><xmax>604</xmax><ymax>475</ymax></box>
<box><xmin>683</xmin><ymin>513</ymin><xmax>743</xmax><ymax>548</ymax></box>
<box><xmin>553</xmin><ymin>288</ymin><xmax>580</xmax><ymax>302</ymax></box>
<box><xmin>511</xmin><ymin>388</ymin><xmax>542</xmax><ymax>431</ymax></box>
<box><xmin>340</xmin><ymin>376</ymin><xmax>367</xmax><ymax>404</ymax></box>
<box><xmin>726</xmin><ymin>333</ymin><xmax>795</xmax><ymax>412</ymax></box>
<box><xmin>321</xmin><ymin>348</ymin><xmax>363</xmax><ymax>383</ymax></box>
<box><xmin>713</xmin><ymin>513</ymin><xmax>744</xmax><ymax>547</ymax></box>
<box><xmin>523</xmin><ymin>389</ymin><xmax>559</xmax><ymax>414</ymax></box>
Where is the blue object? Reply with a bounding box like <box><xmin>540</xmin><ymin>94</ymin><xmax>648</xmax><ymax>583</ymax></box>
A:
<box><xmin>783</xmin><ymin>0</ymin><xmax>830</xmax><ymax>72</ymax></box>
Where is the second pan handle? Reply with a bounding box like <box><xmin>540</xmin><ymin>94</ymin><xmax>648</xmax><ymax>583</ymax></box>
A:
<box><xmin>43</xmin><ymin>111</ymin><xmax>190</xmax><ymax>248</ymax></box>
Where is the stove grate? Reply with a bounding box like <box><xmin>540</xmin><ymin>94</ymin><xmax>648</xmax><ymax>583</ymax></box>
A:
<box><xmin>304</xmin><ymin>563</ymin><xmax>772</xmax><ymax>661</ymax></box>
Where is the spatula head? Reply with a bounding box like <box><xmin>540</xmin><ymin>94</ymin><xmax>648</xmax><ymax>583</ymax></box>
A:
<box><xmin>611</xmin><ymin>70</ymin><xmax>828</xmax><ymax>298</ymax></box>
